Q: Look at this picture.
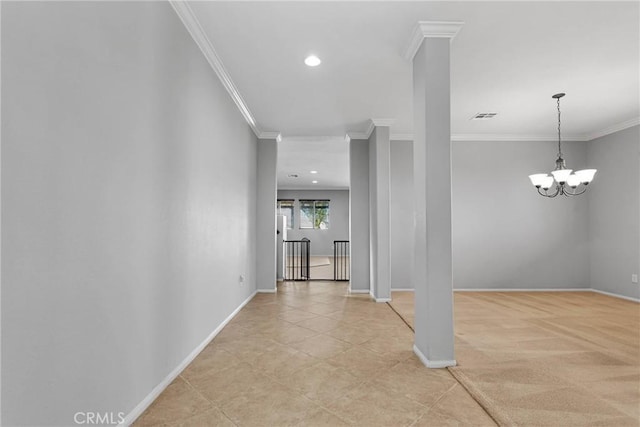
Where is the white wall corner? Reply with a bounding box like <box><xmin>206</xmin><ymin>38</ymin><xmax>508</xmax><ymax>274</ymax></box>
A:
<box><xmin>169</xmin><ymin>1</ymin><xmax>261</xmax><ymax>138</ymax></box>
<box><xmin>413</xmin><ymin>345</ymin><xmax>457</xmax><ymax>369</ymax></box>
<box><xmin>404</xmin><ymin>21</ymin><xmax>464</xmax><ymax>61</ymax></box>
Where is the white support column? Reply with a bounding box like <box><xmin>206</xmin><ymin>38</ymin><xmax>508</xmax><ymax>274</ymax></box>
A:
<box><xmin>408</xmin><ymin>21</ymin><xmax>463</xmax><ymax>368</ymax></box>
<box><xmin>256</xmin><ymin>137</ymin><xmax>279</xmax><ymax>293</ymax></box>
<box><xmin>349</xmin><ymin>138</ymin><xmax>371</xmax><ymax>294</ymax></box>
<box><xmin>368</xmin><ymin>121</ymin><xmax>393</xmax><ymax>302</ymax></box>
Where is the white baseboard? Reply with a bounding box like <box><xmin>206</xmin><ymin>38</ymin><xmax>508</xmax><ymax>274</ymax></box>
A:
<box><xmin>257</xmin><ymin>288</ymin><xmax>277</xmax><ymax>294</ymax></box>
<box><xmin>454</xmin><ymin>288</ymin><xmax>588</xmax><ymax>292</ymax></box>
<box><xmin>349</xmin><ymin>289</ymin><xmax>370</xmax><ymax>294</ymax></box>
<box><xmin>591</xmin><ymin>288</ymin><xmax>640</xmax><ymax>303</ymax></box>
<box><xmin>121</xmin><ymin>290</ymin><xmax>257</xmax><ymax>426</ymax></box>
<box><xmin>413</xmin><ymin>345</ymin><xmax>457</xmax><ymax>369</ymax></box>
<box><xmin>453</xmin><ymin>288</ymin><xmax>639</xmax><ymax>302</ymax></box>
<box><xmin>391</xmin><ymin>288</ymin><xmax>414</xmax><ymax>292</ymax></box>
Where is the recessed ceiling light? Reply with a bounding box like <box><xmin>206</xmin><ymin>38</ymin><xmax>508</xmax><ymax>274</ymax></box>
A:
<box><xmin>304</xmin><ymin>55</ymin><xmax>321</xmax><ymax>67</ymax></box>
<box><xmin>312</xmin><ymin>180</ymin><xmax>318</xmax><ymax>184</ymax></box>
<box><xmin>310</xmin><ymin>170</ymin><xmax>318</xmax><ymax>174</ymax></box>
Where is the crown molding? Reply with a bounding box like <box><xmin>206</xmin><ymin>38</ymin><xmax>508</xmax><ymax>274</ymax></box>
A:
<box><xmin>169</xmin><ymin>1</ymin><xmax>260</xmax><ymax>138</ymax></box>
<box><xmin>346</xmin><ymin>121</ymin><xmax>373</xmax><ymax>140</ymax></box>
<box><xmin>262</xmin><ymin>117</ymin><xmax>637</xmax><ymax>145</ymax></box>
<box><xmin>371</xmin><ymin>118</ymin><xmax>395</xmax><ymax>127</ymax></box>
<box><xmin>347</xmin><ymin>118</ymin><xmax>395</xmax><ymax>140</ymax></box>
<box><xmin>452</xmin><ymin>133</ymin><xmax>586</xmax><ymax>142</ymax></box>
<box><xmin>258</xmin><ymin>132</ymin><xmax>282</xmax><ymax>142</ymax></box>
<box><xmin>346</xmin><ymin>132</ymin><xmax>369</xmax><ymax>140</ymax></box>
<box><xmin>391</xmin><ymin>133</ymin><xmax>587</xmax><ymax>142</ymax></box>
<box><xmin>405</xmin><ymin>21</ymin><xmax>464</xmax><ymax>61</ymax></box>
<box><xmin>280</xmin><ymin>135</ymin><xmax>348</xmax><ymax>144</ymax></box>
<box><xmin>583</xmin><ymin>117</ymin><xmax>639</xmax><ymax>141</ymax></box>
<box><xmin>363</xmin><ymin>120</ymin><xmax>375</xmax><ymax>139</ymax></box>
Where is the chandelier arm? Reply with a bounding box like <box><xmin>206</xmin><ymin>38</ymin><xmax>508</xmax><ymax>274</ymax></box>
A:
<box><xmin>537</xmin><ymin>186</ymin><xmax>560</xmax><ymax>198</ymax></box>
<box><xmin>563</xmin><ymin>186</ymin><xmax>588</xmax><ymax>196</ymax></box>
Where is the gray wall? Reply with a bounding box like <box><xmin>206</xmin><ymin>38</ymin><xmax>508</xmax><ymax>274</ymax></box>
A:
<box><xmin>390</xmin><ymin>141</ymin><xmax>414</xmax><ymax>289</ymax></box>
<box><xmin>2</xmin><ymin>2</ymin><xmax>258</xmax><ymax>425</ymax></box>
<box><xmin>349</xmin><ymin>140</ymin><xmax>370</xmax><ymax>292</ymax></box>
<box><xmin>587</xmin><ymin>126</ymin><xmax>640</xmax><ymax>300</ymax></box>
<box><xmin>452</xmin><ymin>140</ymin><xmax>590</xmax><ymax>289</ymax></box>
<box><xmin>276</xmin><ymin>190</ymin><xmax>349</xmax><ymax>256</ymax></box>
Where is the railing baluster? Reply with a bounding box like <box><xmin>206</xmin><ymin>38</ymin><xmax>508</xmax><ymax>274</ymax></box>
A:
<box><xmin>283</xmin><ymin>239</ymin><xmax>311</xmax><ymax>281</ymax></box>
<box><xmin>332</xmin><ymin>240</ymin><xmax>350</xmax><ymax>281</ymax></box>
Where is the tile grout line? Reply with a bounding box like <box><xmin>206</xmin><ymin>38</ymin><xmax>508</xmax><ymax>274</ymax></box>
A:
<box><xmin>176</xmin><ymin>374</ymin><xmax>240</xmax><ymax>426</ymax></box>
<box><xmin>407</xmin><ymin>382</ymin><xmax>459</xmax><ymax>427</ymax></box>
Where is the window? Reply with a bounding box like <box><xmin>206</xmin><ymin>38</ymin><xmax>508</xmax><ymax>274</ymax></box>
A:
<box><xmin>299</xmin><ymin>200</ymin><xmax>330</xmax><ymax>229</ymax></box>
<box><xmin>277</xmin><ymin>200</ymin><xmax>294</xmax><ymax>229</ymax></box>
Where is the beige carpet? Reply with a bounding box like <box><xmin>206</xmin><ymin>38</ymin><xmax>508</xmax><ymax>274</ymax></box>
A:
<box><xmin>389</xmin><ymin>291</ymin><xmax>640</xmax><ymax>426</ymax></box>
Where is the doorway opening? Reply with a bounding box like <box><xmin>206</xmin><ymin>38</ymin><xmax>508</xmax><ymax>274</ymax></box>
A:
<box><xmin>276</xmin><ymin>136</ymin><xmax>351</xmax><ymax>284</ymax></box>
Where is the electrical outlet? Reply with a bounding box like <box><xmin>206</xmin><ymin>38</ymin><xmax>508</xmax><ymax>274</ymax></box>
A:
<box><xmin>632</xmin><ymin>274</ymin><xmax>638</xmax><ymax>284</ymax></box>
<box><xmin>239</xmin><ymin>275</ymin><xmax>245</xmax><ymax>285</ymax></box>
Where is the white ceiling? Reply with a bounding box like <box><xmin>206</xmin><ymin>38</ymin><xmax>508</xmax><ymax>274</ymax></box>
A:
<box><xmin>277</xmin><ymin>137</ymin><xmax>350</xmax><ymax>190</ymax></box>
<box><xmin>188</xmin><ymin>1</ymin><xmax>639</xmax><ymax>189</ymax></box>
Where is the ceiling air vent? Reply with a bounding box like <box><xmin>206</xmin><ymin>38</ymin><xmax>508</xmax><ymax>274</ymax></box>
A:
<box><xmin>471</xmin><ymin>112</ymin><xmax>497</xmax><ymax>120</ymax></box>
<box><xmin>287</xmin><ymin>174</ymin><xmax>299</xmax><ymax>178</ymax></box>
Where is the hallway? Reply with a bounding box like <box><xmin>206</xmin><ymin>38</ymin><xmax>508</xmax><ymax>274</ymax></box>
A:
<box><xmin>134</xmin><ymin>282</ymin><xmax>493</xmax><ymax>426</ymax></box>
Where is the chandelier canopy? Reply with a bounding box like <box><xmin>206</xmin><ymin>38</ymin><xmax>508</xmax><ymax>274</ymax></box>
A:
<box><xmin>528</xmin><ymin>93</ymin><xmax>596</xmax><ymax>197</ymax></box>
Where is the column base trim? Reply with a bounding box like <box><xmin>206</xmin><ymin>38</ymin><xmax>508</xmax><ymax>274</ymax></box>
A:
<box><xmin>349</xmin><ymin>289</ymin><xmax>370</xmax><ymax>294</ymax></box>
<box><xmin>413</xmin><ymin>344</ymin><xmax>457</xmax><ymax>369</ymax></box>
<box><xmin>369</xmin><ymin>291</ymin><xmax>391</xmax><ymax>303</ymax></box>
<box><xmin>257</xmin><ymin>288</ymin><xmax>277</xmax><ymax>294</ymax></box>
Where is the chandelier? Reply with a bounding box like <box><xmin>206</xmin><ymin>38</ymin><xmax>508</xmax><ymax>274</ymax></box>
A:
<box><xmin>528</xmin><ymin>93</ymin><xmax>596</xmax><ymax>197</ymax></box>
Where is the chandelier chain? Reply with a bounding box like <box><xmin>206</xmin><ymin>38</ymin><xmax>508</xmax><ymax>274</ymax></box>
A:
<box><xmin>557</xmin><ymin>96</ymin><xmax>562</xmax><ymax>158</ymax></box>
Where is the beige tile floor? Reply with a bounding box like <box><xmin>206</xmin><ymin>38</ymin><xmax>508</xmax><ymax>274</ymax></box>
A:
<box><xmin>134</xmin><ymin>281</ymin><xmax>495</xmax><ymax>426</ymax></box>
